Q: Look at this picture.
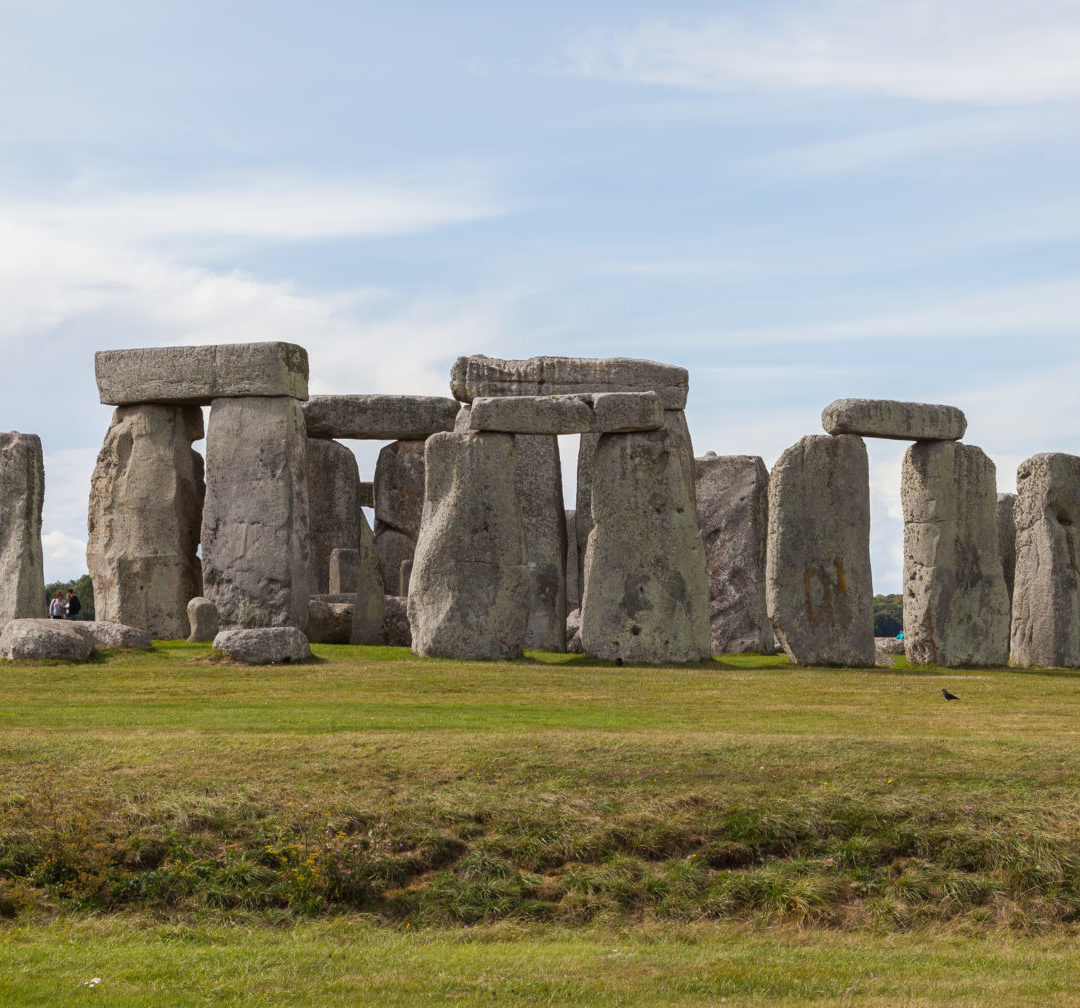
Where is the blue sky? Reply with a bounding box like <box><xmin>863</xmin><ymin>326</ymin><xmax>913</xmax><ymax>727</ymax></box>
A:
<box><xmin>3</xmin><ymin>0</ymin><xmax>1080</xmax><ymax>590</ymax></box>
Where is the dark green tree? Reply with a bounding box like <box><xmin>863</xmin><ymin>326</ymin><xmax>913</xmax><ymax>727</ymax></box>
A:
<box><xmin>873</xmin><ymin>593</ymin><xmax>903</xmax><ymax>637</ymax></box>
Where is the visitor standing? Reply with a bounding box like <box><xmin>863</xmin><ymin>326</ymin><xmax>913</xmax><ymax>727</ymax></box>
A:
<box><xmin>65</xmin><ymin>589</ymin><xmax>82</xmax><ymax>620</ymax></box>
<box><xmin>49</xmin><ymin>590</ymin><xmax>67</xmax><ymax>619</ymax></box>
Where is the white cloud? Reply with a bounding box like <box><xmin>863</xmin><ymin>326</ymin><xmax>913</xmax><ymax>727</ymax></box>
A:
<box><xmin>566</xmin><ymin>2</ymin><xmax>1080</xmax><ymax>104</ymax></box>
<box><xmin>42</xmin><ymin>531</ymin><xmax>88</xmax><ymax>584</ymax></box>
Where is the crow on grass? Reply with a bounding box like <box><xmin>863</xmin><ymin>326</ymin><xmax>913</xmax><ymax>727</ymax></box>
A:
<box><xmin>942</xmin><ymin>688</ymin><xmax>960</xmax><ymax>701</ymax></box>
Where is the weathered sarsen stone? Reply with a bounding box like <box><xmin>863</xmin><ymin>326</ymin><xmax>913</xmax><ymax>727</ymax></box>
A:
<box><xmin>766</xmin><ymin>435</ymin><xmax>874</xmax><ymax>666</ymax></box>
<box><xmin>201</xmin><ymin>397</ymin><xmax>309</xmax><ymax>631</ymax></box>
<box><xmin>902</xmin><ymin>441</ymin><xmax>1009</xmax><ymax>667</ymax></box>
<box><xmin>352</xmin><ymin>543</ymin><xmax>387</xmax><ymax>645</ymax></box>
<box><xmin>407</xmin><ymin>431</ymin><xmax>529</xmax><ymax>659</ymax></box>
<box><xmin>469</xmin><ymin>392</ymin><xmax>663</xmax><ymax>435</ymax></box>
<box><xmin>87</xmin><ymin>406</ymin><xmax>204</xmax><ymax>639</ymax></box>
<box><xmin>373</xmin><ymin>440</ymin><xmax>426</xmax><ymax>591</ymax></box>
<box><xmin>822</xmin><ymin>399</ymin><xmax>966</xmax><ymax>442</ymax></box>
<box><xmin>997</xmin><ymin>492</ymin><xmax>1017</xmax><ymax>605</ymax></box>
<box><xmin>695</xmin><ymin>453</ymin><xmax>773</xmax><ymax>655</ymax></box>
<box><xmin>213</xmin><ymin>627</ymin><xmax>312</xmax><ymax>665</ymax></box>
<box><xmin>306</xmin><ymin>438</ymin><xmax>362</xmax><ymax>595</ymax></box>
<box><xmin>303</xmin><ymin>394</ymin><xmax>458</xmax><ymax>441</ymax></box>
<box><xmin>186</xmin><ymin>597</ymin><xmax>218</xmax><ymax>643</ymax></box>
<box><xmin>1009</xmin><ymin>454</ymin><xmax>1080</xmax><ymax>668</ymax></box>
<box><xmin>0</xmin><ymin>432</ymin><xmax>45</xmax><ymax>624</ymax></box>
<box><xmin>580</xmin><ymin>427</ymin><xmax>711</xmax><ymax>663</ymax></box>
<box><xmin>96</xmin><ymin>342</ymin><xmax>308</xmax><ymax>406</ymax></box>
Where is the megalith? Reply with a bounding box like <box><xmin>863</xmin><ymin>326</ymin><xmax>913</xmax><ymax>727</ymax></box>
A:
<box><xmin>407</xmin><ymin>431</ymin><xmax>529</xmax><ymax>660</ymax></box>
<box><xmin>580</xmin><ymin>427</ymin><xmax>711</xmax><ymax>663</ymax></box>
<box><xmin>352</xmin><ymin>543</ymin><xmax>388</xmax><ymax>645</ymax></box>
<box><xmin>901</xmin><ymin>441</ymin><xmax>1009</xmax><ymax>667</ymax></box>
<box><xmin>0</xmin><ymin>432</ymin><xmax>45</xmax><ymax>623</ymax></box>
<box><xmin>86</xmin><ymin>406</ymin><xmax>203</xmax><ymax>638</ymax></box>
<box><xmin>564</xmin><ymin>509</ymin><xmax>580</xmax><ymax>612</ymax></box>
<box><xmin>997</xmin><ymin>492</ymin><xmax>1017</xmax><ymax>605</ymax></box>
<box><xmin>306</xmin><ymin>438</ymin><xmax>362</xmax><ymax>595</ymax></box>
<box><xmin>373</xmin><ymin>440</ymin><xmax>426</xmax><ymax>593</ymax></box>
<box><xmin>695</xmin><ymin>453</ymin><xmax>773</xmax><ymax>655</ymax></box>
<box><xmin>766</xmin><ymin>435</ymin><xmax>874</xmax><ymax>666</ymax></box>
<box><xmin>1009</xmin><ymin>454</ymin><xmax>1080</xmax><ymax>668</ymax></box>
<box><xmin>201</xmin><ymin>396</ymin><xmax>309</xmax><ymax>631</ymax></box>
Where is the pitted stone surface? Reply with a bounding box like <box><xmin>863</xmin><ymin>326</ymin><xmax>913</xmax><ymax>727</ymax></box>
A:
<box><xmin>306</xmin><ymin>439</ymin><xmax>362</xmax><ymax>596</ymax></box>
<box><xmin>902</xmin><ymin>441</ymin><xmax>1009</xmax><ymax>667</ymax></box>
<box><xmin>384</xmin><ymin>596</ymin><xmax>412</xmax><ymax>647</ymax></box>
<box><xmin>469</xmin><ymin>392</ymin><xmax>663</xmax><ymax>435</ymax></box>
<box><xmin>373</xmin><ymin>440</ymin><xmax>426</xmax><ymax>590</ymax></box>
<box><xmin>213</xmin><ymin>627</ymin><xmax>312</xmax><ymax>664</ymax></box>
<box><xmin>695</xmin><ymin>453</ymin><xmax>773</xmax><ymax>655</ymax></box>
<box><xmin>822</xmin><ymin>399</ymin><xmax>966</xmax><ymax>442</ymax></box>
<box><xmin>307</xmin><ymin>599</ymin><xmax>353</xmax><ymax>644</ymax></box>
<box><xmin>0</xmin><ymin>432</ymin><xmax>45</xmax><ymax>624</ymax></box>
<box><xmin>1009</xmin><ymin>454</ymin><xmax>1080</xmax><ymax>668</ymax></box>
<box><xmin>359</xmin><ymin>482</ymin><xmax>374</xmax><ymax>508</ymax></box>
<box><xmin>451</xmin><ymin>355</ymin><xmax>689</xmax><ymax>410</ymax></box>
<box><xmin>71</xmin><ymin>621</ymin><xmax>153</xmax><ymax>650</ymax></box>
<box><xmin>96</xmin><ymin>342</ymin><xmax>308</xmax><ymax>406</ymax></box>
<box><xmin>303</xmin><ymin>395</ymin><xmax>458</xmax><ymax>441</ymax></box>
<box><xmin>186</xmin><ymin>597</ymin><xmax>218</xmax><ymax>642</ymax></box>
<box><xmin>580</xmin><ymin>427</ymin><xmax>711</xmax><ymax>664</ymax></box>
<box><xmin>1</xmin><ymin>619</ymin><xmax>91</xmax><ymax>661</ymax></box>
<box><xmin>766</xmin><ymin>435</ymin><xmax>875</xmax><ymax>667</ymax></box>
<box><xmin>87</xmin><ymin>406</ymin><xmax>204</xmax><ymax>639</ymax></box>
<box><xmin>997</xmin><ymin>493</ymin><xmax>1018</xmax><ymax>605</ymax></box>
<box><xmin>407</xmin><ymin>431</ymin><xmax>529</xmax><ymax>660</ymax></box>
<box><xmin>201</xmin><ymin>397</ymin><xmax>310</xmax><ymax>631</ymax></box>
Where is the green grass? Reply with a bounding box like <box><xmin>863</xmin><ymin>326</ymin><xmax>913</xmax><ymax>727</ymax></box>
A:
<box><xmin>5</xmin><ymin>643</ymin><xmax>1080</xmax><ymax>1003</ymax></box>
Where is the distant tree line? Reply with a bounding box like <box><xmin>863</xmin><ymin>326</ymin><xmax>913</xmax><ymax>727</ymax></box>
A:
<box><xmin>43</xmin><ymin>574</ymin><xmax>95</xmax><ymax>620</ymax></box>
<box><xmin>873</xmin><ymin>594</ymin><xmax>902</xmax><ymax>637</ymax></box>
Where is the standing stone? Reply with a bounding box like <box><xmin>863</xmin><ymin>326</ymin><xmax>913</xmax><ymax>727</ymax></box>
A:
<box><xmin>1009</xmin><ymin>454</ymin><xmax>1080</xmax><ymax>668</ymax></box>
<box><xmin>352</xmin><ymin>543</ymin><xmax>387</xmax><ymax>644</ymax></box>
<box><xmin>329</xmin><ymin>548</ymin><xmax>361</xmax><ymax>594</ymax></box>
<box><xmin>186</xmin><ymin>597</ymin><xmax>218</xmax><ymax>643</ymax></box>
<box><xmin>86</xmin><ymin>407</ymin><xmax>203</xmax><ymax>639</ymax></box>
<box><xmin>580</xmin><ymin>427</ymin><xmax>711</xmax><ymax>663</ymax></box>
<box><xmin>514</xmin><ymin>435</ymin><xmax>567</xmax><ymax>651</ymax></box>
<box><xmin>399</xmin><ymin>559</ymin><xmax>412</xmax><ymax>595</ymax></box>
<box><xmin>201</xmin><ymin>397</ymin><xmax>309</xmax><ymax>631</ymax></box>
<box><xmin>373</xmin><ymin>440</ymin><xmax>426</xmax><ymax>592</ymax></box>
<box><xmin>901</xmin><ymin>441</ymin><xmax>1009</xmax><ymax>667</ymax></box>
<box><xmin>408</xmin><ymin>432</ymin><xmax>529</xmax><ymax>659</ymax></box>
<box><xmin>767</xmin><ymin>435</ymin><xmax>874</xmax><ymax>666</ymax></box>
<box><xmin>306</xmin><ymin>438</ymin><xmax>362</xmax><ymax>596</ymax></box>
<box><xmin>0</xmin><ymin>433</ymin><xmax>45</xmax><ymax>623</ymax></box>
<box><xmin>564</xmin><ymin>510</ymin><xmax>580</xmax><ymax>612</ymax></box>
<box><xmin>997</xmin><ymin>493</ymin><xmax>1017</xmax><ymax>605</ymax></box>
<box><xmin>695</xmin><ymin>453</ymin><xmax>773</xmax><ymax>655</ymax></box>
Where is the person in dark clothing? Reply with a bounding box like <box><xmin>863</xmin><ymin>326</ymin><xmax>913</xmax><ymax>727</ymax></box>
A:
<box><xmin>65</xmin><ymin>589</ymin><xmax>82</xmax><ymax>620</ymax></box>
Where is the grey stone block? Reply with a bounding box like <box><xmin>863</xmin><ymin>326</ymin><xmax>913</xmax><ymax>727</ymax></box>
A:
<box><xmin>822</xmin><ymin>399</ymin><xmax>966</xmax><ymax>441</ymax></box>
<box><xmin>1</xmin><ymin>619</ymin><xmax>91</xmax><ymax>661</ymax></box>
<box><xmin>329</xmin><ymin>548</ymin><xmax>361</xmax><ymax>594</ymax></box>
<box><xmin>0</xmin><ymin>432</ymin><xmax>44</xmax><ymax>624</ymax></box>
<box><xmin>468</xmin><ymin>392</ymin><xmax>663</xmax><ymax>435</ymax></box>
<box><xmin>306</xmin><ymin>439</ymin><xmax>362</xmax><ymax>596</ymax></box>
<box><xmin>186</xmin><ymin>597</ymin><xmax>218</xmax><ymax>642</ymax></box>
<box><xmin>352</xmin><ymin>543</ymin><xmax>387</xmax><ymax>644</ymax></box>
<box><xmin>997</xmin><ymin>492</ymin><xmax>1017</xmax><ymax>605</ymax></box>
<box><xmin>212</xmin><ymin>627</ymin><xmax>312</xmax><ymax>664</ymax></box>
<box><xmin>384</xmin><ymin>596</ymin><xmax>412</xmax><ymax>647</ymax></box>
<box><xmin>307</xmin><ymin>599</ymin><xmax>353</xmax><ymax>644</ymax></box>
<box><xmin>373</xmin><ymin>439</ymin><xmax>425</xmax><ymax>589</ymax></box>
<box><xmin>303</xmin><ymin>394</ymin><xmax>458</xmax><ymax>440</ymax></box>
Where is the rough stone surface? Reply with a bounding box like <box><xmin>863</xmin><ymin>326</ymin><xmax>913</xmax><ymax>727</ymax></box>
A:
<box><xmin>1</xmin><ymin>619</ymin><xmax>92</xmax><ymax>661</ymax></box>
<box><xmin>580</xmin><ymin>427</ymin><xmax>711</xmax><ymax>663</ymax></box>
<box><xmin>352</xmin><ymin>544</ymin><xmax>387</xmax><ymax>644</ymax></box>
<box><xmin>384</xmin><ymin>596</ymin><xmax>412</xmax><ymax>647</ymax></box>
<box><xmin>451</xmin><ymin>355</ymin><xmax>689</xmax><ymax>410</ymax></box>
<box><xmin>186</xmin><ymin>597</ymin><xmax>218</xmax><ymax>642</ymax></box>
<box><xmin>201</xmin><ymin>397</ymin><xmax>309</xmax><ymax>631</ymax></box>
<box><xmin>86</xmin><ymin>406</ymin><xmax>204</xmax><ymax>639</ymax></box>
<box><xmin>566</xmin><ymin>608</ymin><xmax>583</xmax><ymax>653</ymax></box>
<box><xmin>307</xmin><ymin>599</ymin><xmax>353</xmax><ymax>644</ymax></box>
<box><xmin>96</xmin><ymin>342</ymin><xmax>309</xmax><ymax>406</ymax></box>
<box><xmin>359</xmin><ymin>482</ymin><xmax>374</xmax><ymax>508</ymax></box>
<box><xmin>695</xmin><ymin>453</ymin><xmax>773</xmax><ymax>655</ymax></box>
<box><xmin>565</xmin><ymin>510</ymin><xmax>580</xmax><ymax>612</ymax></box>
<box><xmin>822</xmin><ymin>399</ymin><xmax>966</xmax><ymax>442</ymax></box>
<box><xmin>303</xmin><ymin>394</ymin><xmax>458</xmax><ymax>440</ymax></box>
<box><xmin>997</xmin><ymin>493</ymin><xmax>1018</xmax><ymax>604</ymax></box>
<box><xmin>399</xmin><ymin>560</ymin><xmax>412</xmax><ymax>595</ymax></box>
<box><xmin>876</xmin><ymin>636</ymin><xmax>906</xmax><ymax>655</ymax></box>
<box><xmin>0</xmin><ymin>433</ymin><xmax>45</xmax><ymax>624</ymax></box>
<box><xmin>766</xmin><ymin>435</ymin><xmax>875</xmax><ymax>667</ymax></box>
<box><xmin>71</xmin><ymin>621</ymin><xmax>153</xmax><ymax>650</ymax></box>
<box><xmin>469</xmin><ymin>392</ymin><xmax>663</xmax><ymax>435</ymax></box>
<box><xmin>373</xmin><ymin>440</ymin><xmax>426</xmax><ymax>591</ymax></box>
<box><xmin>902</xmin><ymin>441</ymin><xmax>1010</xmax><ymax>667</ymax></box>
<box><xmin>213</xmin><ymin>627</ymin><xmax>312</xmax><ymax>664</ymax></box>
<box><xmin>329</xmin><ymin>549</ymin><xmax>361</xmax><ymax>594</ymax></box>
<box><xmin>1009</xmin><ymin>454</ymin><xmax>1080</xmax><ymax>667</ymax></box>
<box><xmin>306</xmin><ymin>439</ymin><xmax>362</xmax><ymax>595</ymax></box>
<box><xmin>515</xmin><ymin>435</ymin><xmax>567</xmax><ymax>651</ymax></box>
<box><xmin>408</xmin><ymin>432</ymin><xmax>529</xmax><ymax>659</ymax></box>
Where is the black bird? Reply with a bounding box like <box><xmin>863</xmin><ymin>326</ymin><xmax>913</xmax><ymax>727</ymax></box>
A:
<box><xmin>942</xmin><ymin>688</ymin><xmax>960</xmax><ymax>701</ymax></box>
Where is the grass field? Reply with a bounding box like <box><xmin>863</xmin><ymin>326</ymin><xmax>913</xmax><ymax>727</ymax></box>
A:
<box><xmin>3</xmin><ymin>643</ymin><xmax>1080</xmax><ymax>1005</ymax></box>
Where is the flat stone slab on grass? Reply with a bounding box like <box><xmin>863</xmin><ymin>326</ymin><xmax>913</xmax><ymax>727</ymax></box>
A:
<box><xmin>468</xmin><ymin>392</ymin><xmax>663</xmax><ymax>435</ymax></box>
<box><xmin>303</xmin><ymin>395</ymin><xmax>459</xmax><ymax>441</ymax></box>
<box><xmin>451</xmin><ymin>355</ymin><xmax>689</xmax><ymax>410</ymax></box>
<box><xmin>822</xmin><ymin>399</ymin><xmax>966</xmax><ymax>442</ymax></box>
<box><xmin>96</xmin><ymin>342</ymin><xmax>309</xmax><ymax>406</ymax></box>
<box><xmin>0</xmin><ymin>619</ymin><xmax>152</xmax><ymax>660</ymax></box>
<box><xmin>213</xmin><ymin>627</ymin><xmax>312</xmax><ymax>664</ymax></box>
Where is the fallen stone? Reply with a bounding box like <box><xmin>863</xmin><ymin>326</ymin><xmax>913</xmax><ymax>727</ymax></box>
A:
<box><xmin>1</xmin><ymin>619</ymin><xmax>91</xmax><ymax>661</ymax></box>
<box><xmin>186</xmin><ymin>597</ymin><xmax>218</xmax><ymax>642</ymax></box>
<box><xmin>876</xmin><ymin>636</ymin><xmax>906</xmax><ymax>655</ymax></box>
<box><xmin>307</xmin><ymin>599</ymin><xmax>353</xmax><ymax>644</ymax></box>
<box><xmin>213</xmin><ymin>627</ymin><xmax>312</xmax><ymax>664</ymax></box>
<box><xmin>580</xmin><ymin>427</ymin><xmax>711</xmax><ymax>663</ymax></box>
<box><xmin>373</xmin><ymin>439</ymin><xmax>426</xmax><ymax>589</ymax></box>
<box><xmin>352</xmin><ymin>544</ymin><xmax>387</xmax><ymax>644</ymax></box>
<box><xmin>767</xmin><ymin>435</ymin><xmax>875</xmax><ymax>667</ymax></box>
<box><xmin>469</xmin><ymin>392</ymin><xmax>663</xmax><ymax>435</ymax></box>
<box><xmin>822</xmin><ymin>399</ymin><xmax>966</xmax><ymax>442</ymax></box>
<box><xmin>695</xmin><ymin>453</ymin><xmax>773</xmax><ymax>654</ymax></box>
<box><xmin>997</xmin><ymin>493</ymin><xmax>1017</xmax><ymax>605</ymax></box>
<box><xmin>0</xmin><ymin>433</ymin><xmax>45</xmax><ymax>624</ymax></box>
<box><xmin>303</xmin><ymin>394</ymin><xmax>458</xmax><ymax>440</ymax></box>
<box><xmin>71</xmin><ymin>620</ymin><xmax>153</xmax><ymax>650</ymax></box>
<box><xmin>564</xmin><ymin>510</ymin><xmax>580</xmax><ymax>612</ymax></box>
<box><xmin>201</xmin><ymin>397</ymin><xmax>310</xmax><ymax>631</ymax></box>
<box><xmin>451</xmin><ymin>355</ymin><xmax>689</xmax><ymax>410</ymax></box>
<box><xmin>408</xmin><ymin>431</ymin><xmax>529</xmax><ymax>659</ymax></box>
<box><xmin>87</xmin><ymin>405</ymin><xmax>204</xmax><ymax>638</ymax></box>
<box><xmin>384</xmin><ymin>596</ymin><xmax>412</xmax><ymax>647</ymax></box>
<box><xmin>306</xmin><ymin>438</ymin><xmax>362</xmax><ymax>595</ymax></box>
<box><xmin>1009</xmin><ymin>454</ymin><xmax>1080</xmax><ymax>667</ymax></box>
<box><xmin>902</xmin><ymin>441</ymin><xmax>1009</xmax><ymax>667</ymax></box>
<box><xmin>96</xmin><ymin>342</ymin><xmax>308</xmax><ymax>406</ymax></box>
